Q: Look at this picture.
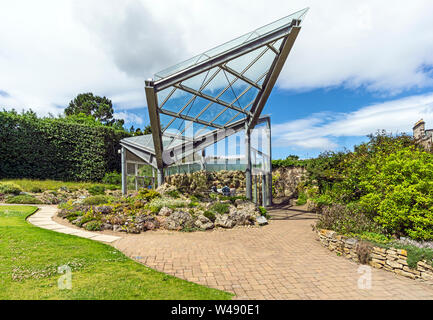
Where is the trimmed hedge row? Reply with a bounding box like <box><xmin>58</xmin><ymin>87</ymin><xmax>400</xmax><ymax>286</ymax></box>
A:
<box><xmin>0</xmin><ymin>111</ymin><xmax>130</xmax><ymax>181</ymax></box>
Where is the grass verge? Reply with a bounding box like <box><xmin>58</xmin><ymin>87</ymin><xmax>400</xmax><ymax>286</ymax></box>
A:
<box><xmin>0</xmin><ymin>179</ymin><xmax>119</xmax><ymax>193</ymax></box>
<box><xmin>0</xmin><ymin>205</ymin><xmax>233</xmax><ymax>300</ymax></box>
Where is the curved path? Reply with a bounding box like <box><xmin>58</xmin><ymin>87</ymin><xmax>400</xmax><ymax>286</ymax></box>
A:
<box><xmin>25</xmin><ymin>205</ymin><xmax>120</xmax><ymax>243</ymax></box>
<box><xmin>21</xmin><ymin>204</ymin><xmax>433</xmax><ymax>299</ymax></box>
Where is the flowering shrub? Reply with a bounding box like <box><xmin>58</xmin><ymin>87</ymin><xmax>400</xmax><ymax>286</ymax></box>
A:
<box><xmin>310</xmin><ymin>132</ymin><xmax>433</xmax><ymax>240</ymax></box>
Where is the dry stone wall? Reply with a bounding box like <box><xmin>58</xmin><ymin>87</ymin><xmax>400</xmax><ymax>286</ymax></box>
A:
<box><xmin>165</xmin><ymin>167</ymin><xmax>306</xmax><ymax>199</ymax></box>
<box><xmin>317</xmin><ymin>229</ymin><xmax>433</xmax><ymax>282</ymax></box>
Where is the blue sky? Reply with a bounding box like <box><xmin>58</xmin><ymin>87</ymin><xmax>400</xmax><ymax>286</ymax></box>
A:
<box><xmin>1</xmin><ymin>0</ymin><xmax>433</xmax><ymax>160</ymax></box>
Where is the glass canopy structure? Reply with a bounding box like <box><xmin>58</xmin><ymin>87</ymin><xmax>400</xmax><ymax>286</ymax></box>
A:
<box><xmin>120</xmin><ymin>8</ymin><xmax>308</xmax><ymax>202</ymax></box>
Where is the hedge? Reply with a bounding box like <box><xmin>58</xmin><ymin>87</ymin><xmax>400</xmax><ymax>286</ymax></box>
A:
<box><xmin>0</xmin><ymin>111</ymin><xmax>130</xmax><ymax>181</ymax></box>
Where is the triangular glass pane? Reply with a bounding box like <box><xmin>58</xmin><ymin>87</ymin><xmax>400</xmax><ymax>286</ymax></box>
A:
<box><xmin>181</xmin><ymin>68</ymin><xmax>216</xmax><ymax>92</ymax></box>
<box><xmin>218</xmin><ymin>85</ymin><xmax>238</xmax><ymax>106</ymax></box>
<box><xmin>161</xmin><ymin>91</ymin><xmax>194</xmax><ymax>113</ymax></box>
<box><xmin>165</xmin><ymin>118</ymin><xmax>186</xmax><ymax>136</ymax></box>
<box><xmin>198</xmin><ymin>103</ymin><xmax>226</xmax><ymax>123</ymax></box>
<box><xmin>180</xmin><ymin>97</ymin><xmax>211</xmax><ymax>119</ymax></box>
<box><xmin>213</xmin><ymin>108</ymin><xmax>245</xmax><ymax>126</ymax></box>
<box><xmin>201</xmin><ymin>68</ymin><xmax>236</xmax><ymax>98</ymax></box>
<box><xmin>228</xmin><ymin>79</ymin><xmax>252</xmax><ymax>107</ymax></box>
<box><xmin>236</xmin><ymin>86</ymin><xmax>259</xmax><ymax>109</ymax></box>
<box><xmin>159</xmin><ymin>114</ymin><xmax>175</xmax><ymax>130</ymax></box>
<box><xmin>223</xmin><ymin>112</ymin><xmax>243</xmax><ymax>127</ymax></box>
<box><xmin>226</xmin><ymin>46</ymin><xmax>267</xmax><ymax>74</ymax></box>
<box><xmin>243</xmin><ymin>50</ymin><xmax>276</xmax><ymax>83</ymax></box>
<box><xmin>193</xmin><ymin>123</ymin><xmax>211</xmax><ymax>137</ymax></box>
<box><xmin>157</xmin><ymin>87</ymin><xmax>176</xmax><ymax>108</ymax></box>
<box><xmin>257</xmin><ymin>75</ymin><xmax>266</xmax><ymax>87</ymax></box>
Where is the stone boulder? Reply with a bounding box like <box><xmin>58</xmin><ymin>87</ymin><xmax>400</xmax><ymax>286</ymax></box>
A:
<box><xmin>135</xmin><ymin>214</ymin><xmax>160</xmax><ymax>231</ymax></box>
<box><xmin>94</xmin><ymin>205</ymin><xmax>113</xmax><ymax>214</ymax></box>
<box><xmin>215</xmin><ymin>214</ymin><xmax>236</xmax><ymax>228</ymax></box>
<box><xmin>159</xmin><ymin>206</ymin><xmax>173</xmax><ymax>216</ymax></box>
<box><xmin>163</xmin><ymin>211</ymin><xmax>194</xmax><ymax>230</ymax></box>
<box><xmin>194</xmin><ymin>215</ymin><xmax>214</xmax><ymax>230</ymax></box>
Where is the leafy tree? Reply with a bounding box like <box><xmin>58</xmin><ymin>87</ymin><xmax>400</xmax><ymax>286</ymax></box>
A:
<box><xmin>65</xmin><ymin>93</ymin><xmax>124</xmax><ymax>129</ymax></box>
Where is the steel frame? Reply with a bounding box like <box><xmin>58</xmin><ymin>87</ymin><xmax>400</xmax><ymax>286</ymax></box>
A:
<box><xmin>123</xmin><ymin>9</ymin><xmax>307</xmax><ymax>199</ymax></box>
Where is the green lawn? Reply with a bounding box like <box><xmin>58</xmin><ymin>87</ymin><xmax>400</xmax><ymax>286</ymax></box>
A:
<box><xmin>0</xmin><ymin>179</ymin><xmax>118</xmax><ymax>192</ymax></box>
<box><xmin>0</xmin><ymin>205</ymin><xmax>233</xmax><ymax>300</ymax></box>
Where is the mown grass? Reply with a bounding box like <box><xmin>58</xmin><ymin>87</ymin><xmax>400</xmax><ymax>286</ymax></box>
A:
<box><xmin>0</xmin><ymin>205</ymin><xmax>233</xmax><ymax>300</ymax></box>
<box><xmin>0</xmin><ymin>179</ymin><xmax>118</xmax><ymax>192</ymax></box>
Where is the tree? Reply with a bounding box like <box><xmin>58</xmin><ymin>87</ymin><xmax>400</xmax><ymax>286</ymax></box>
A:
<box><xmin>142</xmin><ymin>124</ymin><xmax>152</xmax><ymax>135</ymax></box>
<box><xmin>65</xmin><ymin>93</ymin><xmax>124</xmax><ymax>129</ymax></box>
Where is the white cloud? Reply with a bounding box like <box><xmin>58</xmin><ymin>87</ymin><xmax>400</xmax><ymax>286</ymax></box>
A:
<box><xmin>113</xmin><ymin>111</ymin><xmax>144</xmax><ymax>125</ymax></box>
<box><xmin>272</xmin><ymin>92</ymin><xmax>433</xmax><ymax>150</ymax></box>
<box><xmin>0</xmin><ymin>0</ymin><xmax>433</xmax><ymax>117</ymax></box>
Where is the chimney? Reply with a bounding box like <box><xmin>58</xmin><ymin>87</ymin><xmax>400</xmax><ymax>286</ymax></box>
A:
<box><xmin>413</xmin><ymin>119</ymin><xmax>425</xmax><ymax>140</ymax></box>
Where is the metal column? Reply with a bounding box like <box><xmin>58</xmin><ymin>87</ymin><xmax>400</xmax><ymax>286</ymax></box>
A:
<box><xmin>157</xmin><ymin>168</ymin><xmax>164</xmax><ymax>187</ymax></box>
<box><xmin>245</xmin><ymin>125</ymin><xmax>252</xmax><ymax>200</ymax></box>
<box><xmin>121</xmin><ymin>147</ymin><xmax>127</xmax><ymax>195</ymax></box>
<box><xmin>266</xmin><ymin>117</ymin><xmax>273</xmax><ymax>206</ymax></box>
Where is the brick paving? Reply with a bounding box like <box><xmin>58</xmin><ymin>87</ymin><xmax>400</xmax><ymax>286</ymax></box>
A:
<box><xmin>115</xmin><ymin>204</ymin><xmax>433</xmax><ymax>300</ymax></box>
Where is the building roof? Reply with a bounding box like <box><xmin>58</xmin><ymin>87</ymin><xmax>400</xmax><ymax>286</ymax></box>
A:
<box><xmin>142</xmin><ymin>8</ymin><xmax>308</xmax><ymax>168</ymax></box>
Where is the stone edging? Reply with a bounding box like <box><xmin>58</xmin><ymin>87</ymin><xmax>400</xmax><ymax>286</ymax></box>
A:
<box><xmin>317</xmin><ymin>229</ymin><xmax>433</xmax><ymax>282</ymax></box>
<box><xmin>23</xmin><ymin>205</ymin><xmax>121</xmax><ymax>243</ymax></box>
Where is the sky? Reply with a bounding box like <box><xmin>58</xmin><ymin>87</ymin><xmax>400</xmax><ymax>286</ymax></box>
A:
<box><xmin>1</xmin><ymin>0</ymin><xmax>433</xmax><ymax>159</ymax></box>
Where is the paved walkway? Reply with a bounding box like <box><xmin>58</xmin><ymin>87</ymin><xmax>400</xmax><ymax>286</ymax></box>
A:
<box><xmin>12</xmin><ymin>203</ymin><xmax>433</xmax><ymax>299</ymax></box>
<box><xmin>115</xmin><ymin>205</ymin><xmax>433</xmax><ymax>300</ymax></box>
<box><xmin>24</xmin><ymin>205</ymin><xmax>120</xmax><ymax>243</ymax></box>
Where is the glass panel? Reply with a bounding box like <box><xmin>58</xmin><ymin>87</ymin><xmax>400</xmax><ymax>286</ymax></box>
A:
<box><xmin>157</xmin><ymin>87</ymin><xmax>176</xmax><ymax>107</ymax></box>
<box><xmin>166</xmin><ymin>117</ymin><xmax>185</xmax><ymax>133</ymax></box>
<box><xmin>226</xmin><ymin>47</ymin><xmax>267</xmax><ymax>74</ymax></box>
<box><xmin>159</xmin><ymin>114</ymin><xmax>175</xmax><ymax>130</ymax></box>
<box><xmin>161</xmin><ymin>92</ymin><xmax>194</xmax><ymax>113</ymax></box>
<box><xmin>154</xmin><ymin>8</ymin><xmax>308</xmax><ymax>80</ymax></box>
<box><xmin>201</xmin><ymin>68</ymin><xmax>236</xmax><ymax>98</ymax></box>
<box><xmin>212</xmin><ymin>108</ymin><xmax>244</xmax><ymax>126</ymax></box>
<box><xmin>181</xmin><ymin>68</ymin><xmax>215</xmax><ymax>91</ymax></box>
<box><xmin>198</xmin><ymin>103</ymin><xmax>226</xmax><ymax>123</ymax></box>
<box><xmin>236</xmin><ymin>86</ymin><xmax>259</xmax><ymax>108</ymax></box>
<box><xmin>180</xmin><ymin>96</ymin><xmax>211</xmax><ymax>118</ymax></box>
<box><xmin>243</xmin><ymin>50</ymin><xmax>276</xmax><ymax>83</ymax></box>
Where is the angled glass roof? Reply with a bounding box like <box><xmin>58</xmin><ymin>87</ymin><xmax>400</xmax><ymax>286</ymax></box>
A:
<box><xmin>144</xmin><ymin>8</ymin><xmax>307</xmax><ymax>167</ymax></box>
<box><xmin>154</xmin><ymin>8</ymin><xmax>308</xmax><ymax>80</ymax></box>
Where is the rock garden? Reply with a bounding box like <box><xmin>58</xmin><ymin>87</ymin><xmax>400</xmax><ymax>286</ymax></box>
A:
<box><xmin>57</xmin><ymin>184</ymin><xmax>269</xmax><ymax>234</ymax></box>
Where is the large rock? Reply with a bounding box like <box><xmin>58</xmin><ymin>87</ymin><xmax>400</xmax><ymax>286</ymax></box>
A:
<box><xmin>215</xmin><ymin>214</ymin><xmax>236</xmax><ymax>228</ymax></box>
<box><xmin>135</xmin><ymin>215</ymin><xmax>160</xmax><ymax>231</ymax></box>
<box><xmin>256</xmin><ymin>216</ymin><xmax>268</xmax><ymax>226</ymax></box>
<box><xmin>94</xmin><ymin>205</ymin><xmax>113</xmax><ymax>214</ymax></box>
<box><xmin>159</xmin><ymin>207</ymin><xmax>173</xmax><ymax>216</ymax></box>
<box><xmin>163</xmin><ymin>211</ymin><xmax>194</xmax><ymax>230</ymax></box>
<box><xmin>194</xmin><ymin>215</ymin><xmax>214</xmax><ymax>230</ymax></box>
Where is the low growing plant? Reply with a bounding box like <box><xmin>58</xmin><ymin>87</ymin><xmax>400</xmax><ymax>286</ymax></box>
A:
<box><xmin>5</xmin><ymin>195</ymin><xmax>42</xmax><ymax>204</ymax></box>
<box><xmin>0</xmin><ymin>182</ymin><xmax>22</xmax><ymax>195</ymax></box>
<box><xmin>87</xmin><ymin>185</ymin><xmax>106</xmax><ymax>196</ymax></box>
<box><xmin>203</xmin><ymin>211</ymin><xmax>216</xmax><ymax>222</ymax></box>
<box><xmin>82</xmin><ymin>195</ymin><xmax>112</xmax><ymax>206</ymax></box>
<box><xmin>84</xmin><ymin>220</ymin><xmax>103</xmax><ymax>231</ymax></box>
<box><xmin>210</xmin><ymin>202</ymin><xmax>230</xmax><ymax>215</ymax></box>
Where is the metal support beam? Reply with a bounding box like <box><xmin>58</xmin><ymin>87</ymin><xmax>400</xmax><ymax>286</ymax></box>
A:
<box><xmin>266</xmin><ymin>117</ymin><xmax>273</xmax><ymax>206</ymax></box>
<box><xmin>145</xmin><ymin>80</ymin><xmax>164</xmax><ymax>169</ymax></box>
<box><xmin>219</xmin><ymin>64</ymin><xmax>262</xmax><ymax>90</ymax></box>
<box><xmin>247</xmin><ymin>26</ymin><xmax>301</xmax><ymax>132</ymax></box>
<box><xmin>121</xmin><ymin>147</ymin><xmax>127</xmax><ymax>195</ymax></box>
<box><xmin>245</xmin><ymin>124</ymin><xmax>252</xmax><ymax>200</ymax></box>
<box><xmin>157</xmin><ymin>168</ymin><xmax>164</xmax><ymax>187</ymax></box>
